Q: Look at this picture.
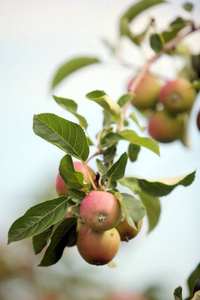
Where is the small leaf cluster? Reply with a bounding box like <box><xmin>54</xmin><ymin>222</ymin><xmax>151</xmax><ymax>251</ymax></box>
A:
<box><xmin>173</xmin><ymin>263</ymin><xmax>200</xmax><ymax>300</ymax></box>
<box><xmin>7</xmin><ymin>87</ymin><xmax>195</xmax><ymax>267</ymax></box>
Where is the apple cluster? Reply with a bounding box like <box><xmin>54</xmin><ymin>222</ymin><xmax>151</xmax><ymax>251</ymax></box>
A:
<box><xmin>128</xmin><ymin>74</ymin><xmax>197</xmax><ymax>143</ymax></box>
<box><xmin>56</xmin><ymin>161</ymin><xmax>143</xmax><ymax>266</ymax></box>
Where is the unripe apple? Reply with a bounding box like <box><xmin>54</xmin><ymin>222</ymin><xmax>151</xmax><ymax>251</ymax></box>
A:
<box><xmin>197</xmin><ymin>110</ymin><xmax>200</xmax><ymax>131</ymax></box>
<box><xmin>56</xmin><ymin>161</ymin><xmax>95</xmax><ymax>196</ymax></box>
<box><xmin>159</xmin><ymin>77</ymin><xmax>196</xmax><ymax>114</ymax></box>
<box><xmin>116</xmin><ymin>218</ymin><xmax>143</xmax><ymax>242</ymax></box>
<box><xmin>148</xmin><ymin>110</ymin><xmax>184</xmax><ymax>143</ymax></box>
<box><xmin>77</xmin><ymin>224</ymin><xmax>120</xmax><ymax>266</ymax></box>
<box><xmin>128</xmin><ymin>73</ymin><xmax>161</xmax><ymax>110</ymax></box>
<box><xmin>80</xmin><ymin>191</ymin><xmax>122</xmax><ymax>231</ymax></box>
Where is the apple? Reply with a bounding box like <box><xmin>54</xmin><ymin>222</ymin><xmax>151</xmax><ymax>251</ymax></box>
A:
<box><xmin>128</xmin><ymin>73</ymin><xmax>161</xmax><ymax>110</ymax></box>
<box><xmin>77</xmin><ymin>224</ymin><xmax>120</xmax><ymax>266</ymax></box>
<box><xmin>116</xmin><ymin>218</ymin><xmax>143</xmax><ymax>242</ymax></box>
<box><xmin>158</xmin><ymin>77</ymin><xmax>196</xmax><ymax>114</ymax></box>
<box><xmin>56</xmin><ymin>161</ymin><xmax>95</xmax><ymax>196</ymax></box>
<box><xmin>148</xmin><ymin>110</ymin><xmax>184</xmax><ymax>143</ymax></box>
<box><xmin>80</xmin><ymin>191</ymin><xmax>122</xmax><ymax>232</ymax></box>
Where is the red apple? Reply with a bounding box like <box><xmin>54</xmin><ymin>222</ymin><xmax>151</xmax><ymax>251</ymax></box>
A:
<box><xmin>148</xmin><ymin>110</ymin><xmax>184</xmax><ymax>143</ymax></box>
<box><xmin>116</xmin><ymin>218</ymin><xmax>143</xmax><ymax>242</ymax></box>
<box><xmin>159</xmin><ymin>77</ymin><xmax>196</xmax><ymax>114</ymax></box>
<box><xmin>77</xmin><ymin>224</ymin><xmax>120</xmax><ymax>266</ymax></box>
<box><xmin>56</xmin><ymin>161</ymin><xmax>95</xmax><ymax>196</ymax></box>
<box><xmin>128</xmin><ymin>73</ymin><xmax>161</xmax><ymax>110</ymax></box>
<box><xmin>80</xmin><ymin>191</ymin><xmax>122</xmax><ymax>231</ymax></box>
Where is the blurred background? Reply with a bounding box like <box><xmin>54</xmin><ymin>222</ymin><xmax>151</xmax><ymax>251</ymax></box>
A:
<box><xmin>1</xmin><ymin>0</ymin><xmax>200</xmax><ymax>299</ymax></box>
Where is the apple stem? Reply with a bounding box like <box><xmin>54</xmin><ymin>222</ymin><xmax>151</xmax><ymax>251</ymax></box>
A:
<box><xmin>83</xmin><ymin>162</ymin><xmax>97</xmax><ymax>190</ymax></box>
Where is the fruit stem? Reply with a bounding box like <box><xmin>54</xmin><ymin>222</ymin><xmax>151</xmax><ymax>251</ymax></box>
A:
<box><xmin>83</xmin><ymin>162</ymin><xmax>97</xmax><ymax>190</ymax></box>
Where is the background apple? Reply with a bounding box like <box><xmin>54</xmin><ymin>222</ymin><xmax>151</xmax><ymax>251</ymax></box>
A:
<box><xmin>148</xmin><ymin>110</ymin><xmax>184</xmax><ymax>143</ymax></box>
<box><xmin>158</xmin><ymin>77</ymin><xmax>196</xmax><ymax>114</ymax></box>
<box><xmin>116</xmin><ymin>218</ymin><xmax>143</xmax><ymax>242</ymax></box>
<box><xmin>128</xmin><ymin>73</ymin><xmax>161</xmax><ymax>110</ymax></box>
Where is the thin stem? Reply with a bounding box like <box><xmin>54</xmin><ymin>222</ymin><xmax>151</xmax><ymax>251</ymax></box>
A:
<box><xmin>83</xmin><ymin>162</ymin><xmax>97</xmax><ymax>190</ymax></box>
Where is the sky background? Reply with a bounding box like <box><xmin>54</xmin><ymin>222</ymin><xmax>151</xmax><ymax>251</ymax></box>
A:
<box><xmin>1</xmin><ymin>0</ymin><xmax>200</xmax><ymax>299</ymax></box>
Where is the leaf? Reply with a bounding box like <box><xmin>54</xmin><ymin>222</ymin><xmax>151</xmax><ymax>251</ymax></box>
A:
<box><xmin>53</xmin><ymin>95</ymin><xmax>88</xmax><ymax>129</ymax></box>
<box><xmin>86</xmin><ymin>90</ymin><xmax>122</xmax><ymax>123</ymax></box>
<box><xmin>59</xmin><ymin>155</ymin><xmax>89</xmax><ymax>190</ymax></box>
<box><xmin>173</xmin><ymin>286</ymin><xmax>183</xmax><ymax>300</ymax></box>
<box><xmin>39</xmin><ymin>218</ymin><xmax>77</xmax><ymax>266</ymax></box>
<box><xmin>187</xmin><ymin>264</ymin><xmax>200</xmax><ymax>299</ymax></box>
<box><xmin>120</xmin><ymin>0</ymin><xmax>165</xmax><ymax>45</ymax></box>
<box><xmin>100</xmin><ymin>132</ymin><xmax>122</xmax><ymax>149</ymax></box>
<box><xmin>120</xmin><ymin>129</ymin><xmax>160</xmax><ymax>156</ymax></box>
<box><xmin>103</xmin><ymin>110</ymin><xmax>115</xmax><ymax>127</ymax></box>
<box><xmin>191</xmin><ymin>80</ymin><xmax>200</xmax><ymax>90</ymax></box>
<box><xmin>117</xmin><ymin>94</ymin><xmax>134</xmax><ymax>108</ymax></box>
<box><xmin>32</xmin><ymin>226</ymin><xmax>53</xmax><ymax>255</ymax></box>
<box><xmin>150</xmin><ymin>33</ymin><xmax>164</xmax><ymax>53</ymax></box>
<box><xmin>96</xmin><ymin>159</ymin><xmax>108</xmax><ymax>175</ymax></box>
<box><xmin>118</xmin><ymin>177</ymin><xmax>141</xmax><ymax>194</ymax></box>
<box><xmin>51</xmin><ymin>57</ymin><xmax>100</xmax><ymax>89</ymax></box>
<box><xmin>116</xmin><ymin>193</ymin><xmax>146</xmax><ymax>229</ymax></box>
<box><xmin>129</xmin><ymin>112</ymin><xmax>146</xmax><ymax>132</ymax></box>
<box><xmin>191</xmin><ymin>54</ymin><xmax>200</xmax><ymax>77</ymax></box>
<box><xmin>8</xmin><ymin>196</ymin><xmax>69</xmax><ymax>244</ymax></box>
<box><xmin>103</xmin><ymin>146</ymin><xmax>116</xmax><ymax>163</ymax></box>
<box><xmin>67</xmin><ymin>189</ymin><xmax>86</xmax><ymax>204</ymax></box>
<box><xmin>162</xmin><ymin>17</ymin><xmax>189</xmax><ymax>43</ymax></box>
<box><xmin>33</xmin><ymin>113</ymin><xmax>89</xmax><ymax>161</ymax></box>
<box><xmin>136</xmin><ymin>171</ymin><xmax>196</xmax><ymax>197</ymax></box>
<box><xmin>139</xmin><ymin>191</ymin><xmax>161</xmax><ymax>233</ymax></box>
<box><xmin>183</xmin><ymin>2</ymin><xmax>193</xmax><ymax>12</ymax></box>
<box><xmin>128</xmin><ymin>143</ymin><xmax>141</xmax><ymax>162</ymax></box>
<box><xmin>107</xmin><ymin>152</ymin><xmax>128</xmax><ymax>181</ymax></box>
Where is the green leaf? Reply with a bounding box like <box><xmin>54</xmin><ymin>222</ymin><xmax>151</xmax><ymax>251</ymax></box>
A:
<box><xmin>150</xmin><ymin>33</ymin><xmax>164</xmax><ymax>53</ymax></box>
<box><xmin>39</xmin><ymin>218</ymin><xmax>77</xmax><ymax>266</ymax></box>
<box><xmin>32</xmin><ymin>226</ymin><xmax>54</xmax><ymax>255</ymax></box>
<box><xmin>53</xmin><ymin>96</ymin><xmax>88</xmax><ymax>129</ymax></box>
<box><xmin>162</xmin><ymin>17</ymin><xmax>189</xmax><ymax>43</ymax></box>
<box><xmin>67</xmin><ymin>189</ymin><xmax>86</xmax><ymax>204</ymax></box>
<box><xmin>120</xmin><ymin>0</ymin><xmax>165</xmax><ymax>45</ymax></box>
<box><xmin>120</xmin><ymin>129</ymin><xmax>160</xmax><ymax>156</ymax></box>
<box><xmin>183</xmin><ymin>2</ymin><xmax>193</xmax><ymax>12</ymax></box>
<box><xmin>173</xmin><ymin>286</ymin><xmax>183</xmax><ymax>300</ymax></box>
<box><xmin>8</xmin><ymin>196</ymin><xmax>69</xmax><ymax>244</ymax></box>
<box><xmin>100</xmin><ymin>132</ymin><xmax>122</xmax><ymax>149</ymax></box>
<box><xmin>191</xmin><ymin>54</ymin><xmax>200</xmax><ymax>77</ymax></box>
<box><xmin>107</xmin><ymin>152</ymin><xmax>128</xmax><ymax>181</ymax></box>
<box><xmin>139</xmin><ymin>191</ymin><xmax>161</xmax><ymax>233</ymax></box>
<box><xmin>129</xmin><ymin>112</ymin><xmax>146</xmax><ymax>132</ymax></box>
<box><xmin>51</xmin><ymin>57</ymin><xmax>100</xmax><ymax>89</ymax></box>
<box><xmin>103</xmin><ymin>110</ymin><xmax>115</xmax><ymax>127</ymax></box>
<box><xmin>128</xmin><ymin>143</ymin><xmax>141</xmax><ymax>162</ymax></box>
<box><xmin>136</xmin><ymin>171</ymin><xmax>196</xmax><ymax>197</ymax></box>
<box><xmin>117</xmin><ymin>94</ymin><xmax>134</xmax><ymax>108</ymax></box>
<box><xmin>33</xmin><ymin>113</ymin><xmax>89</xmax><ymax>161</ymax></box>
<box><xmin>103</xmin><ymin>146</ymin><xmax>116</xmax><ymax>163</ymax></box>
<box><xmin>118</xmin><ymin>177</ymin><xmax>141</xmax><ymax>194</ymax></box>
<box><xmin>116</xmin><ymin>193</ymin><xmax>146</xmax><ymax>229</ymax></box>
<box><xmin>86</xmin><ymin>90</ymin><xmax>122</xmax><ymax>123</ymax></box>
<box><xmin>191</xmin><ymin>80</ymin><xmax>200</xmax><ymax>90</ymax></box>
<box><xmin>59</xmin><ymin>155</ymin><xmax>89</xmax><ymax>190</ymax></box>
<box><xmin>96</xmin><ymin>159</ymin><xmax>108</xmax><ymax>175</ymax></box>
<box><xmin>187</xmin><ymin>264</ymin><xmax>200</xmax><ymax>299</ymax></box>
